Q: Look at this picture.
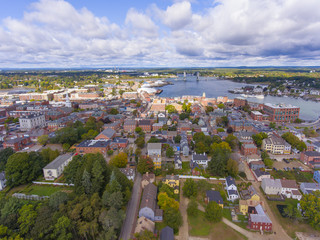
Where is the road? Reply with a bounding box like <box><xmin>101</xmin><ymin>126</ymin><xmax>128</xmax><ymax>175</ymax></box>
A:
<box><xmin>119</xmin><ymin>172</ymin><xmax>142</xmax><ymax>240</ymax></box>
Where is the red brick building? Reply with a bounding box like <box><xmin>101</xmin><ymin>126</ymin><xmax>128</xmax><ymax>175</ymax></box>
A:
<box><xmin>75</xmin><ymin>140</ymin><xmax>110</xmax><ymax>157</ymax></box>
<box><xmin>241</xmin><ymin>143</ymin><xmax>258</xmax><ymax>156</ymax></box>
<box><xmin>233</xmin><ymin>98</ymin><xmax>247</xmax><ymax>107</ymax></box>
<box><xmin>124</xmin><ymin>119</ymin><xmax>137</xmax><ymax>132</ymax></box>
<box><xmin>139</xmin><ymin>120</ymin><xmax>152</xmax><ymax>132</ymax></box>
<box><xmin>263</xmin><ymin>103</ymin><xmax>300</xmax><ymax>123</ymax></box>
<box><xmin>300</xmin><ymin>151</ymin><xmax>320</xmax><ymax>168</ymax></box>
<box><xmin>251</xmin><ymin>111</ymin><xmax>263</xmax><ymax>121</ymax></box>
<box><xmin>248</xmin><ymin>204</ymin><xmax>272</xmax><ymax>232</ymax></box>
<box><xmin>3</xmin><ymin>136</ymin><xmax>32</xmax><ymax>151</ymax></box>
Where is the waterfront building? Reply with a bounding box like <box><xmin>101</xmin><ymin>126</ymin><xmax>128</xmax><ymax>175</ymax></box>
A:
<box><xmin>262</xmin><ymin>103</ymin><xmax>300</xmax><ymax>122</ymax></box>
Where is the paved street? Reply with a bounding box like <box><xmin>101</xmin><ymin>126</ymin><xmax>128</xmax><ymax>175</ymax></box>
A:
<box><xmin>119</xmin><ymin>172</ymin><xmax>142</xmax><ymax>240</ymax></box>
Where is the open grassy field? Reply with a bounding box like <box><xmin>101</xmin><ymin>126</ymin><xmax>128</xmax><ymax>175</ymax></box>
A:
<box><xmin>267</xmin><ymin>198</ymin><xmax>320</xmax><ymax>238</ymax></box>
<box><xmin>188</xmin><ymin>209</ymin><xmax>247</xmax><ymax>240</ymax></box>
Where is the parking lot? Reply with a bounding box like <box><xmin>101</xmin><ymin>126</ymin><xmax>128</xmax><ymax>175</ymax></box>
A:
<box><xmin>272</xmin><ymin>159</ymin><xmax>310</xmax><ymax>171</ymax></box>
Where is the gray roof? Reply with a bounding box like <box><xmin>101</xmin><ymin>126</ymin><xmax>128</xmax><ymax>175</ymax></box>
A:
<box><xmin>77</xmin><ymin>139</ymin><xmax>111</xmax><ymax>148</ymax></box>
<box><xmin>43</xmin><ymin>153</ymin><xmax>73</xmax><ymax>170</ymax></box>
<box><xmin>160</xmin><ymin>226</ymin><xmax>174</xmax><ymax>240</ymax></box>
<box><xmin>147</xmin><ymin>143</ymin><xmax>162</xmax><ymax>150</ymax></box>
<box><xmin>98</xmin><ymin>128</ymin><xmax>116</xmax><ymax>138</ymax></box>
<box><xmin>262</xmin><ymin>178</ymin><xmax>281</xmax><ymax>188</ymax></box>
<box><xmin>206</xmin><ymin>190</ymin><xmax>223</xmax><ymax>205</ymax></box>
<box><xmin>250</xmin><ymin>204</ymin><xmax>272</xmax><ymax>224</ymax></box>
<box><xmin>300</xmin><ymin>182</ymin><xmax>320</xmax><ymax>190</ymax></box>
<box><xmin>226</xmin><ymin>176</ymin><xmax>236</xmax><ymax>187</ymax></box>
<box><xmin>192</xmin><ymin>153</ymin><xmax>208</xmax><ymax>161</ymax></box>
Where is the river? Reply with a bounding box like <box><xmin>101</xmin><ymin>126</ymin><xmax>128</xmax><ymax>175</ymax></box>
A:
<box><xmin>158</xmin><ymin>76</ymin><xmax>320</xmax><ymax>121</ymax></box>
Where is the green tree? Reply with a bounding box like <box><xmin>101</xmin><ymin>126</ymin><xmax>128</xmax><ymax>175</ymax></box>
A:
<box><xmin>0</xmin><ymin>148</ymin><xmax>14</xmax><ymax>171</ymax></box>
<box><xmin>109</xmin><ymin>152</ymin><xmax>128</xmax><ymax>168</ymax></box>
<box><xmin>134</xmin><ymin>230</ymin><xmax>156</xmax><ymax>240</ymax></box>
<box><xmin>109</xmin><ymin>108</ymin><xmax>119</xmax><ymax>115</ymax></box>
<box><xmin>300</xmin><ymin>191</ymin><xmax>320</xmax><ymax>230</ymax></box>
<box><xmin>187</xmin><ymin>199</ymin><xmax>198</xmax><ymax>217</ymax></box>
<box><xmin>205</xmin><ymin>106</ymin><xmax>214</xmax><ymax>113</ymax></box>
<box><xmin>62</xmin><ymin>143</ymin><xmax>70</xmax><ymax>152</ymax></box>
<box><xmin>18</xmin><ymin>204</ymin><xmax>37</xmax><ymax>236</ymax></box>
<box><xmin>165</xmin><ymin>105</ymin><xmax>177</xmax><ymax>114</ymax></box>
<box><xmin>205</xmin><ymin>201</ymin><xmax>222</xmax><ymax>222</ymax></box>
<box><xmin>82</xmin><ymin>170</ymin><xmax>92</xmax><ymax>195</ymax></box>
<box><xmin>166</xmin><ymin>146</ymin><xmax>174</xmax><ymax>158</ymax></box>
<box><xmin>81</xmin><ymin>129</ymin><xmax>99</xmax><ymax>140</ymax></box>
<box><xmin>174</xmin><ymin>135</ymin><xmax>181</xmax><ymax>144</ymax></box>
<box><xmin>41</xmin><ymin>148</ymin><xmax>59</xmax><ymax>164</ymax></box>
<box><xmin>226</xmin><ymin>159</ymin><xmax>238</xmax><ymax>177</ymax></box>
<box><xmin>137</xmin><ymin>156</ymin><xmax>154</xmax><ymax>174</ymax></box>
<box><xmin>164</xmin><ymin>208</ymin><xmax>182</xmax><ymax>233</ymax></box>
<box><xmin>159</xmin><ymin>183</ymin><xmax>175</xmax><ymax>198</ymax></box>
<box><xmin>51</xmin><ymin>216</ymin><xmax>72</xmax><ymax>240</ymax></box>
<box><xmin>135</xmin><ymin>136</ymin><xmax>145</xmax><ymax>148</ymax></box>
<box><xmin>37</xmin><ymin>135</ymin><xmax>49</xmax><ymax>145</ymax></box>
<box><xmin>217</xmin><ymin>103</ymin><xmax>225</xmax><ymax>109</ymax></box>
<box><xmin>183</xmin><ymin>179</ymin><xmax>198</xmax><ymax>198</ymax></box>
<box><xmin>49</xmin><ymin>191</ymin><xmax>68</xmax><ymax>210</ymax></box>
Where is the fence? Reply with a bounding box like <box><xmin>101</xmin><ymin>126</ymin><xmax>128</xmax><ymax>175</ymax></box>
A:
<box><xmin>178</xmin><ymin>175</ymin><xmax>226</xmax><ymax>181</ymax></box>
<box><xmin>32</xmin><ymin>181</ymin><xmax>74</xmax><ymax>186</ymax></box>
<box><xmin>12</xmin><ymin>193</ymin><xmax>49</xmax><ymax>201</ymax></box>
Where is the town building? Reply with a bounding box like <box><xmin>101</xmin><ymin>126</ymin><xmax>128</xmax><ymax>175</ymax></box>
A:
<box><xmin>262</xmin><ymin>134</ymin><xmax>291</xmax><ymax>154</ymax></box>
<box><xmin>249</xmin><ymin>161</ymin><xmax>265</xmax><ymax>171</ymax></box>
<box><xmin>134</xmin><ymin>216</ymin><xmax>155</xmax><ymax>235</ymax></box>
<box><xmin>225</xmin><ymin>176</ymin><xmax>239</xmax><ymax>201</ymax></box>
<box><xmin>95</xmin><ymin>128</ymin><xmax>116</xmax><ymax>140</ymax></box>
<box><xmin>262</xmin><ymin>103</ymin><xmax>300</xmax><ymax>122</ymax></box>
<box><xmin>3</xmin><ymin>136</ymin><xmax>32</xmax><ymax>151</ymax></box>
<box><xmin>19</xmin><ymin>113</ymin><xmax>46</xmax><ymax>131</ymax></box>
<box><xmin>314</xmin><ymin>171</ymin><xmax>320</xmax><ymax>184</ymax></box>
<box><xmin>139</xmin><ymin>120</ymin><xmax>152</xmax><ymax>132</ymax></box>
<box><xmin>261</xmin><ymin>178</ymin><xmax>281</xmax><ymax>195</ymax></box>
<box><xmin>160</xmin><ymin>226</ymin><xmax>174</xmax><ymax>240</ymax></box>
<box><xmin>75</xmin><ymin>139</ymin><xmax>110</xmax><ymax>157</ymax></box>
<box><xmin>300</xmin><ymin>151</ymin><xmax>320</xmax><ymax>168</ymax></box>
<box><xmin>239</xmin><ymin>199</ymin><xmax>264</xmax><ymax>215</ymax></box>
<box><xmin>141</xmin><ymin>172</ymin><xmax>155</xmax><ymax>189</ymax></box>
<box><xmin>119</xmin><ymin>167</ymin><xmax>135</xmax><ymax>181</ymax></box>
<box><xmin>43</xmin><ymin>153</ymin><xmax>73</xmax><ymax>180</ymax></box>
<box><xmin>191</xmin><ymin>153</ymin><xmax>209</xmax><ymax>169</ymax></box>
<box><xmin>205</xmin><ymin>190</ymin><xmax>224</xmax><ymax>208</ymax></box>
<box><xmin>280</xmin><ymin>179</ymin><xmax>300</xmax><ymax>199</ymax></box>
<box><xmin>139</xmin><ymin>183</ymin><xmax>163</xmax><ymax>222</ymax></box>
<box><xmin>123</xmin><ymin>119</ymin><xmax>137</xmax><ymax>132</ymax></box>
<box><xmin>162</xmin><ymin>175</ymin><xmax>179</xmax><ymax>194</ymax></box>
<box><xmin>300</xmin><ymin>182</ymin><xmax>320</xmax><ymax>194</ymax></box>
<box><xmin>253</xmin><ymin>169</ymin><xmax>271</xmax><ymax>182</ymax></box>
<box><xmin>180</xmin><ymin>132</ymin><xmax>189</xmax><ymax>156</ymax></box>
<box><xmin>241</xmin><ymin>143</ymin><xmax>258</xmax><ymax>156</ymax></box>
<box><xmin>248</xmin><ymin>204</ymin><xmax>272</xmax><ymax>231</ymax></box>
<box><xmin>240</xmin><ymin>185</ymin><xmax>260</xmax><ymax>201</ymax></box>
<box><xmin>174</xmin><ymin>154</ymin><xmax>182</xmax><ymax>169</ymax></box>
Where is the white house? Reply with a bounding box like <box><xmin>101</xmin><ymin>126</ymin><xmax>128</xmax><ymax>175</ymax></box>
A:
<box><xmin>19</xmin><ymin>113</ymin><xmax>46</xmax><ymax>131</ymax></box>
<box><xmin>43</xmin><ymin>153</ymin><xmax>73</xmax><ymax>180</ymax></box>
<box><xmin>225</xmin><ymin>176</ymin><xmax>239</xmax><ymax>201</ymax></box>
<box><xmin>191</xmin><ymin>153</ymin><xmax>209</xmax><ymax>169</ymax></box>
<box><xmin>119</xmin><ymin>167</ymin><xmax>135</xmax><ymax>181</ymax></box>
<box><xmin>0</xmin><ymin>172</ymin><xmax>6</xmax><ymax>191</ymax></box>
<box><xmin>147</xmin><ymin>143</ymin><xmax>162</xmax><ymax>156</ymax></box>
<box><xmin>261</xmin><ymin>178</ymin><xmax>282</xmax><ymax>195</ymax></box>
<box><xmin>280</xmin><ymin>179</ymin><xmax>299</xmax><ymax>199</ymax></box>
<box><xmin>300</xmin><ymin>182</ymin><xmax>320</xmax><ymax>194</ymax></box>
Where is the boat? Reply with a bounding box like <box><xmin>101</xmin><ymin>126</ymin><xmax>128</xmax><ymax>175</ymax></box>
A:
<box><xmin>255</xmin><ymin>95</ymin><xmax>264</xmax><ymax>99</ymax></box>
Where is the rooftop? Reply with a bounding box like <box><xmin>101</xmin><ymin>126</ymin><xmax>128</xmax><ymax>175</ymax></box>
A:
<box><xmin>264</xmin><ymin>103</ymin><xmax>299</xmax><ymax>109</ymax></box>
<box><xmin>43</xmin><ymin>153</ymin><xmax>73</xmax><ymax>170</ymax></box>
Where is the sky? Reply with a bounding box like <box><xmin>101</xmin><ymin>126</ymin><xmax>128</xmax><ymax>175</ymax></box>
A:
<box><xmin>1</xmin><ymin>0</ymin><xmax>320</xmax><ymax>68</ymax></box>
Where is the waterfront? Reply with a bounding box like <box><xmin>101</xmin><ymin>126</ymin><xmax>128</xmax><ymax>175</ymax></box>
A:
<box><xmin>158</xmin><ymin>77</ymin><xmax>320</xmax><ymax>121</ymax></box>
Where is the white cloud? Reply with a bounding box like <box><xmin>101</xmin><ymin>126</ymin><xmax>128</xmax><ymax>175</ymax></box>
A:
<box><xmin>1</xmin><ymin>0</ymin><xmax>320</xmax><ymax>67</ymax></box>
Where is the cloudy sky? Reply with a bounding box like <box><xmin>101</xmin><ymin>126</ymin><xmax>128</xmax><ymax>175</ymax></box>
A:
<box><xmin>1</xmin><ymin>0</ymin><xmax>320</xmax><ymax>68</ymax></box>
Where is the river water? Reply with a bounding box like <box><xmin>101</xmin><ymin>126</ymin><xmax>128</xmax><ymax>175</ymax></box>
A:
<box><xmin>158</xmin><ymin>76</ymin><xmax>320</xmax><ymax>121</ymax></box>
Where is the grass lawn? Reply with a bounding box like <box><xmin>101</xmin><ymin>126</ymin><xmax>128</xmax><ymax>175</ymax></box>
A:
<box><xmin>188</xmin><ymin>209</ymin><xmax>247</xmax><ymax>240</ymax></box>
<box><xmin>189</xmin><ymin>210</ymin><xmax>211</xmax><ymax>236</ymax></box>
<box><xmin>223</xmin><ymin>208</ymin><xmax>248</xmax><ymax>230</ymax></box>
<box><xmin>270</xmin><ymin>170</ymin><xmax>314</xmax><ymax>182</ymax></box>
<box><xmin>267</xmin><ymin>198</ymin><xmax>319</xmax><ymax>238</ymax></box>
<box><xmin>18</xmin><ymin>184</ymin><xmax>73</xmax><ymax>196</ymax></box>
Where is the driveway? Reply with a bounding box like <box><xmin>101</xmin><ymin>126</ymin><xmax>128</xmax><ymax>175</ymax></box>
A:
<box><xmin>119</xmin><ymin>172</ymin><xmax>142</xmax><ymax>240</ymax></box>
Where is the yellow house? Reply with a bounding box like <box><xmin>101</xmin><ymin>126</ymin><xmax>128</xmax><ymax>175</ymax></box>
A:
<box><xmin>239</xmin><ymin>200</ymin><xmax>264</xmax><ymax>215</ymax></box>
<box><xmin>241</xmin><ymin>185</ymin><xmax>260</xmax><ymax>202</ymax></box>
<box><xmin>152</xmin><ymin>155</ymin><xmax>162</xmax><ymax>169</ymax></box>
<box><xmin>163</xmin><ymin>175</ymin><xmax>179</xmax><ymax>194</ymax></box>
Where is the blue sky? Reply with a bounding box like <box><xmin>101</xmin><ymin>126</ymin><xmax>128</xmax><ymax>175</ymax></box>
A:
<box><xmin>1</xmin><ymin>0</ymin><xmax>320</xmax><ymax>68</ymax></box>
